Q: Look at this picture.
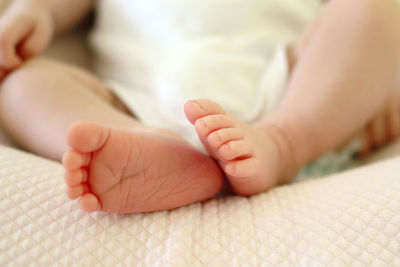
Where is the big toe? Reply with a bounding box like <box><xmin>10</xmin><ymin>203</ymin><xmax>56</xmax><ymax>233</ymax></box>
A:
<box><xmin>67</xmin><ymin>122</ymin><xmax>111</xmax><ymax>153</ymax></box>
<box><xmin>184</xmin><ymin>99</ymin><xmax>226</xmax><ymax>124</ymax></box>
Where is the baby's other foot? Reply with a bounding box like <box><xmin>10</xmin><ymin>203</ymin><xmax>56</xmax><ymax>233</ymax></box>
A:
<box><xmin>184</xmin><ymin>99</ymin><xmax>298</xmax><ymax>196</ymax></box>
<box><xmin>63</xmin><ymin>122</ymin><xmax>223</xmax><ymax>213</ymax></box>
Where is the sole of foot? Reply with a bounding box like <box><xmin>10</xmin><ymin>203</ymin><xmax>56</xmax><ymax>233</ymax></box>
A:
<box><xmin>63</xmin><ymin>122</ymin><xmax>224</xmax><ymax>213</ymax></box>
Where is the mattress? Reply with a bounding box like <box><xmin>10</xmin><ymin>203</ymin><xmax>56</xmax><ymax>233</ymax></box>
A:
<box><xmin>1</xmin><ymin>144</ymin><xmax>400</xmax><ymax>266</ymax></box>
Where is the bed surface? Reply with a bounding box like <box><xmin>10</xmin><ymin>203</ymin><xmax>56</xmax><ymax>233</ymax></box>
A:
<box><xmin>1</xmin><ymin>143</ymin><xmax>400</xmax><ymax>266</ymax></box>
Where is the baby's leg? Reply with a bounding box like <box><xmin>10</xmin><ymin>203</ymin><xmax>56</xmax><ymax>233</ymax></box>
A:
<box><xmin>185</xmin><ymin>0</ymin><xmax>400</xmax><ymax>195</ymax></box>
<box><xmin>270</xmin><ymin>0</ymin><xmax>400</xmax><ymax>167</ymax></box>
<box><xmin>0</xmin><ymin>58</ymin><xmax>223</xmax><ymax>213</ymax></box>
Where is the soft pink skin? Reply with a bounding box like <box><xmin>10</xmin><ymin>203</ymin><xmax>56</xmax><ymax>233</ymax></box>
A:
<box><xmin>63</xmin><ymin>122</ymin><xmax>224</xmax><ymax>213</ymax></box>
<box><xmin>0</xmin><ymin>0</ymin><xmax>53</xmax><ymax>71</ymax></box>
<box><xmin>0</xmin><ymin>0</ymin><xmax>94</xmax><ymax>78</ymax></box>
<box><xmin>184</xmin><ymin>91</ymin><xmax>400</xmax><ymax>196</ymax></box>
<box><xmin>184</xmin><ymin>99</ymin><xmax>296</xmax><ymax>196</ymax></box>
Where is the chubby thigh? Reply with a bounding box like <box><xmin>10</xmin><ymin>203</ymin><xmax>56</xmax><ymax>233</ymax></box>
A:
<box><xmin>0</xmin><ymin>57</ymin><xmax>136</xmax><ymax>159</ymax></box>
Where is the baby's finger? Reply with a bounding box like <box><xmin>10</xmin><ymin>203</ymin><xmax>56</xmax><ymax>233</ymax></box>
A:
<box><xmin>19</xmin><ymin>21</ymin><xmax>52</xmax><ymax>59</ymax></box>
<box><xmin>370</xmin><ymin>114</ymin><xmax>386</xmax><ymax>147</ymax></box>
<box><xmin>357</xmin><ymin>129</ymin><xmax>372</xmax><ymax>158</ymax></box>
<box><xmin>0</xmin><ymin>18</ymin><xmax>32</xmax><ymax>69</ymax></box>
<box><xmin>388</xmin><ymin>106</ymin><xmax>400</xmax><ymax>140</ymax></box>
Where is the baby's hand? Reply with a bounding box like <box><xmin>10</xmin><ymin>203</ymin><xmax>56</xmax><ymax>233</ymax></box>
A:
<box><xmin>0</xmin><ymin>0</ymin><xmax>54</xmax><ymax>77</ymax></box>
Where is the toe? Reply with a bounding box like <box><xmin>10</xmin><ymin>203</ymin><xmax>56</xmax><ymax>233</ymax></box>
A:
<box><xmin>64</xmin><ymin>169</ymin><xmax>87</xmax><ymax>186</ymax></box>
<box><xmin>66</xmin><ymin>185</ymin><xmax>84</xmax><ymax>200</ymax></box>
<box><xmin>63</xmin><ymin>150</ymin><xmax>91</xmax><ymax>171</ymax></box>
<box><xmin>67</xmin><ymin>122</ymin><xmax>111</xmax><ymax>153</ymax></box>
<box><xmin>195</xmin><ymin>114</ymin><xmax>235</xmax><ymax>137</ymax></box>
<box><xmin>66</xmin><ymin>184</ymin><xmax>89</xmax><ymax>200</ymax></box>
<box><xmin>208</xmin><ymin>128</ymin><xmax>244</xmax><ymax>148</ymax></box>
<box><xmin>370</xmin><ymin>115</ymin><xmax>386</xmax><ymax>147</ymax></box>
<box><xmin>78</xmin><ymin>193</ymin><xmax>101</xmax><ymax>212</ymax></box>
<box><xmin>224</xmin><ymin>158</ymin><xmax>257</xmax><ymax>178</ymax></box>
<box><xmin>218</xmin><ymin>139</ymin><xmax>253</xmax><ymax>161</ymax></box>
<box><xmin>184</xmin><ymin>99</ymin><xmax>226</xmax><ymax>124</ymax></box>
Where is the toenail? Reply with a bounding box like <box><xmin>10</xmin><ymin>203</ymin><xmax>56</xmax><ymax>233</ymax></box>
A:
<box><xmin>193</xmin><ymin>101</ymin><xmax>204</xmax><ymax>112</ymax></box>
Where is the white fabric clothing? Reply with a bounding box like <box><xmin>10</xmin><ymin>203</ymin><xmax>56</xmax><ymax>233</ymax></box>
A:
<box><xmin>103</xmin><ymin>45</ymin><xmax>289</xmax><ymax>148</ymax></box>
<box><xmin>90</xmin><ymin>0</ymin><xmax>361</xmax><ymax>177</ymax></box>
<box><xmin>90</xmin><ymin>0</ymin><xmax>322</xmax><ymax>141</ymax></box>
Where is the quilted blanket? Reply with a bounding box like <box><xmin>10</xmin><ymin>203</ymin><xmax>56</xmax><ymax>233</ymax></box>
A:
<box><xmin>1</xmin><ymin>144</ymin><xmax>400</xmax><ymax>266</ymax></box>
<box><xmin>1</xmin><ymin>1</ymin><xmax>400</xmax><ymax>264</ymax></box>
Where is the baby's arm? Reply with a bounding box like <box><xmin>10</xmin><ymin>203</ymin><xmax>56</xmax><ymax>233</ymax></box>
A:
<box><xmin>0</xmin><ymin>0</ymin><xmax>95</xmax><ymax>75</ymax></box>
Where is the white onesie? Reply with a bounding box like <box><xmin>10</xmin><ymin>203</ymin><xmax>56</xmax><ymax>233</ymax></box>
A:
<box><xmin>90</xmin><ymin>0</ymin><xmax>321</xmax><ymax>142</ymax></box>
<box><xmin>90</xmin><ymin>0</ymin><xmax>359</xmax><ymax>178</ymax></box>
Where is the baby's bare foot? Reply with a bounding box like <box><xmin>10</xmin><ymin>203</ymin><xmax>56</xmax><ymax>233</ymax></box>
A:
<box><xmin>184</xmin><ymin>99</ymin><xmax>297</xmax><ymax>196</ymax></box>
<box><xmin>62</xmin><ymin>122</ymin><xmax>223</xmax><ymax>213</ymax></box>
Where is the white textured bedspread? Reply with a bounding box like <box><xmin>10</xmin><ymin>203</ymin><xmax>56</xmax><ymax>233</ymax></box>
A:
<box><xmin>1</xmin><ymin>145</ymin><xmax>400</xmax><ymax>266</ymax></box>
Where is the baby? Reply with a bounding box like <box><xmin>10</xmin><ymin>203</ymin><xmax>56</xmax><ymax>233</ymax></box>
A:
<box><xmin>0</xmin><ymin>0</ymin><xmax>400</xmax><ymax>214</ymax></box>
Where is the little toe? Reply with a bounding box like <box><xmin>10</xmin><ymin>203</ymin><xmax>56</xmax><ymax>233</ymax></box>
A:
<box><xmin>66</xmin><ymin>185</ymin><xmax>84</xmax><ymax>200</ymax></box>
<box><xmin>67</xmin><ymin>122</ymin><xmax>111</xmax><ymax>153</ymax></box>
<box><xmin>78</xmin><ymin>193</ymin><xmax>101</xmax><ymax>212</ymax></box>
<box><xmin>184</xmin><ymin>99</ymin><xmax>226</xmax><ymax>124</ymax></box>
<box><xmin>218</xmin><ymin>139</ymin><xmax>253</xmax><ymax>161</ymax></box>
<box><xmin>64</xmin><ymin>169</ymin><xmax>87</xmax><ymax>186</ymax></box>
<box><xmin>195</xmin><ymin>114</ymin><xmax>235</xmax><ymax>137</ymax></box>
<box><xmin>208</xmin><ymin>128</ymin><xmax>244</xmax><ymax>148</ymax></box>
<box><xmin>66</xmin><ymin>183</ymin><xmax>90</xmax><ymax>200</ymax></box>
<box><xmin>62</xmin><ymin>150</ymin><xmax>91</xmax><ymax>171</ymax></box>
<box><xmin>224</xmin><ymin>158</ymin><xmax>257</xmax><ymax>179</ymax></box>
